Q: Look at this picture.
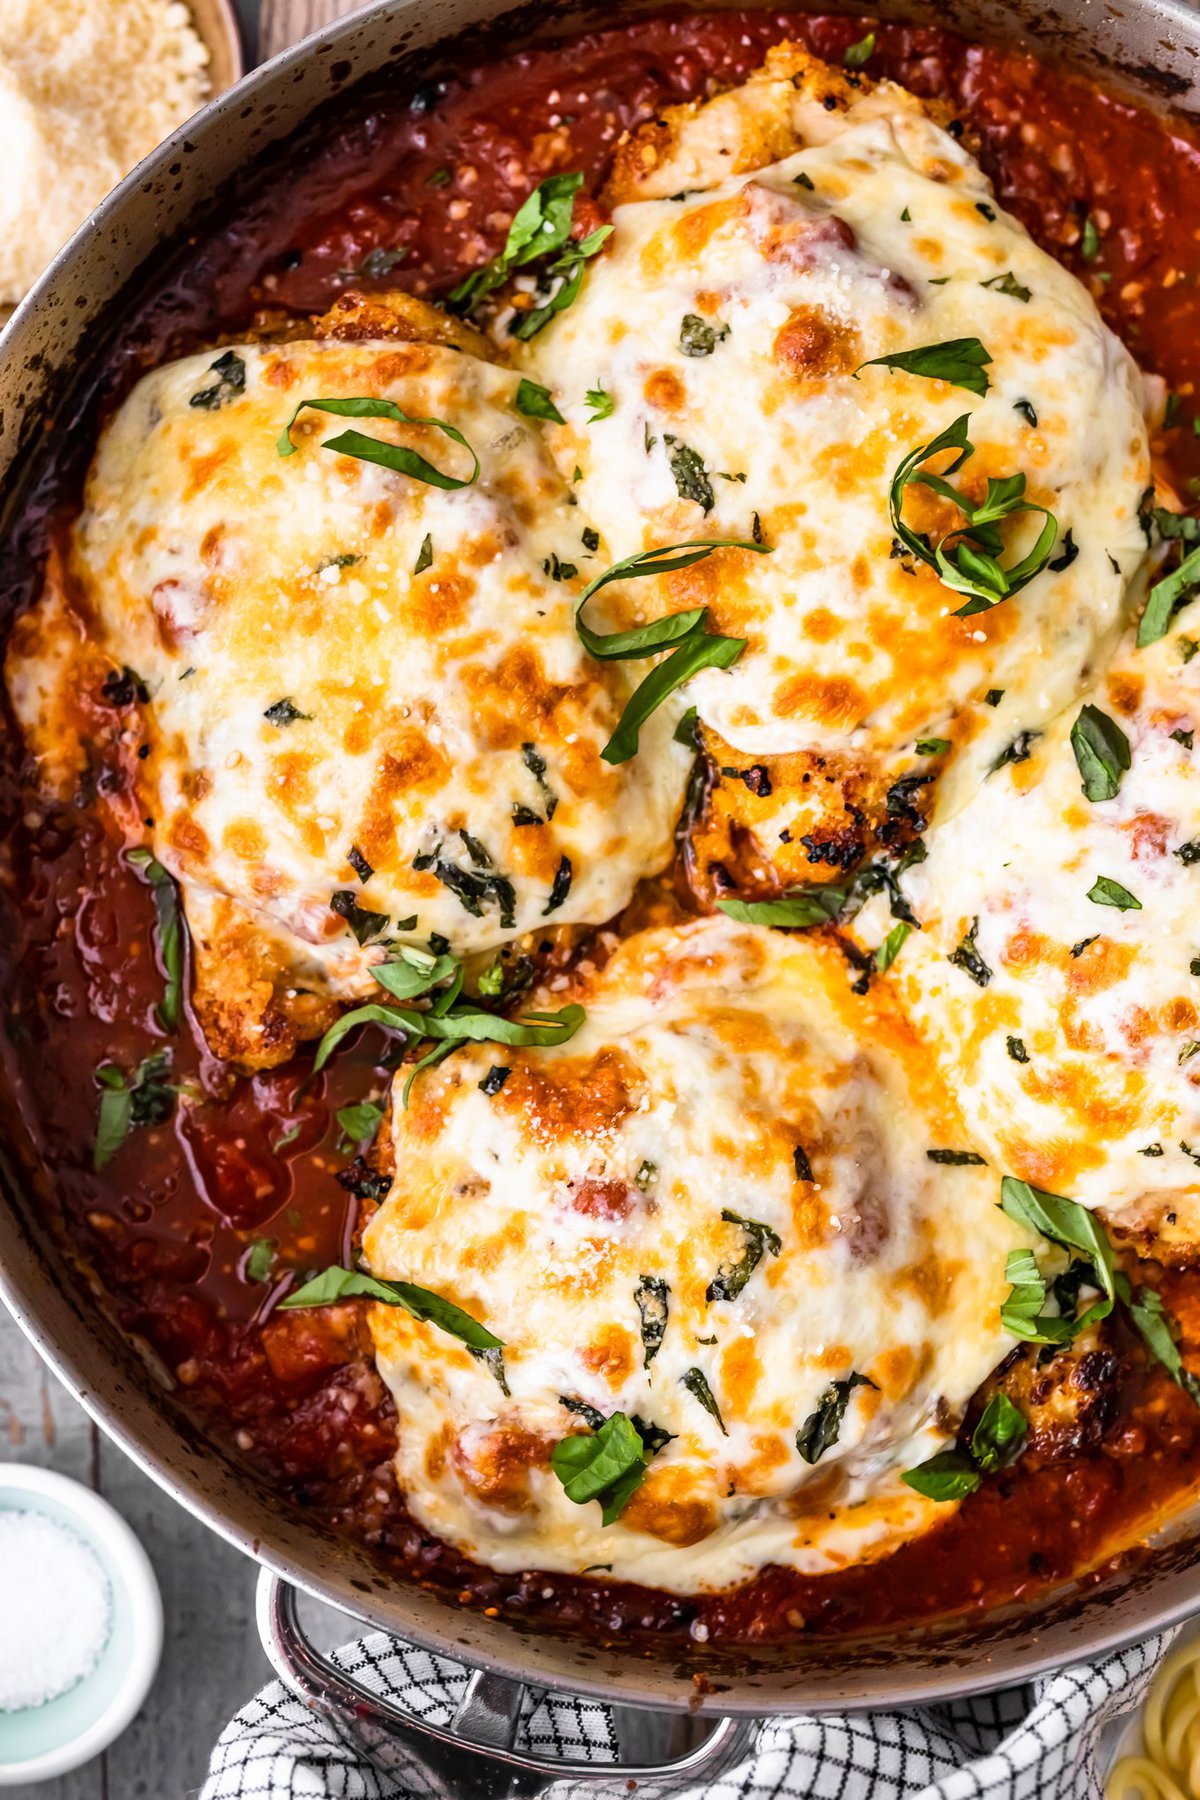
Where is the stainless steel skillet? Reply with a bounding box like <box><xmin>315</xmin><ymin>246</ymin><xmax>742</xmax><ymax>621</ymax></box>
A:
<box><xmin>1</xmin><ymin>0</ymin><xmax>1200</xmax><ymax>1784</ymax></box>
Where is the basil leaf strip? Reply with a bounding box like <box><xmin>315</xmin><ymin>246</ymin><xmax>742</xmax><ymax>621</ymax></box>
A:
<box><xmin>999</xmin><ymin>1175</ymin><xmax>1117</xmax><ymax>1330</ymax></box>
<box><xmin>1138</xmin><ymin>543</ymin><xmax>1200</xmax><ymax>647</ymax></box>
<box><xmin>706</xmin><ymin>1209</ymin><xmax>782</xmax><ymax>1304</ymax></box>
<box><xmin>1070</xmin><ymin>704</ymin><xmax>1131</xmax><ymax>803</ymax></box>
<box><xmin>281</xmin><ymin>1265</ymin><xmax>503</xmax><ymax>1355</ymax></box>
<box><xmin>795</xmin><ymin>1371</ymin><xmax>876</xmax><ymax>1465</ymax></box>
<box><xmin>1127</xmin><ymin>1286</ymin><xmax>1200</xmax><ymax>1403</ymax></box>
<box><xmin>681</xmin><ymin>1367</ymin><xmax>728</xmax><ymax>1435</ymax></box>
<box><xmin>602</xmin><ymin>630</ymin><xmax>744</xmax><ymax>766</ymax></box>
<box><xmin>314</xmin><ymin>999</ymin><xmax>584</xmax><ymax>1072</ymax></box>
<box><xmin>889</xmin><ymin>412</ymin><xmax>1057</xmax><ymax>616</ymax></box>
<box><xmin>127</xmin><ymin>849</ymin><xmax>185</xmax><ymax>1032</ymax></box>
<box><xmin>551</xmin><ymin>1412</ymin><xmax>649</xmax><ymax>1525</ymax></box>
<box><xmin>277</xmin><ymin>398</ymin><xmax>479</xmax><ymax>490</ymax></box>
<box><xmin>970</xmin><ymin>1391</ymin><xmax>1028</xmax><ymax>1472</ymax></box>
<box><xmin>717</xmin><ymin>880</ymin><xmax>853</xmax><ymax>929</ymax></box>
<box><xmin>634</xmin><ymin>1275</ymin><xmax>669</xmax><ymax>1367</ymax></box>
<box><xmin>574</xmin><ymin>539</ymin><xmax>769</xmax><ymax>660</ymax></box>
<box><xmin>901</xmin><ymin>1450</ymin><xmax>981</xmax><ymax>1501</ymax></box>
<box><xmin>1087</xmin><ymin>875</ymin><xmax>1141</xmax><ymax>911</ymax></box>
<box><xmin>449</xmin><ymin>171</ymin><xmax>587</xmax><ymax>310</ymax></box>
<box><xmin>999</xmin><ymin>1246</ymin><xmax>1076</xmax><ymax>1344</ymax></box>
<box><xmin>855</xmin><ymin>337</ymin><xmax>992</xmax><ymax>398</ymax></box>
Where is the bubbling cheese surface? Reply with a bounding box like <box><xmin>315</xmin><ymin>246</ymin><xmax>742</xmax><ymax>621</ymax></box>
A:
<box><xmin>365</xmin><ymin>917</ymin><xmax>1023</xmax><ymax>1590</ymax></box>
<box><xmin>527</xmin><ymin>48</ymin><xmax>1152</xmax><ymax>812</ymax></box>
<box><xmin>13</xmin><ymin>337</ymin><xmax>686</xmax><ymax>1062</ymax></box>
<box><xmin>857</xmin><ymin>616</ymin><xmax>1200</xmax><ymax>1258</ymax></box>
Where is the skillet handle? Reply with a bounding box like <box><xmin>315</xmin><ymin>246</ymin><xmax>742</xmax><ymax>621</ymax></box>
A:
<box><xmin>255</xmin><ymin>1568</ymin><xmax>758</xmax><ymax>1798</ymax></box>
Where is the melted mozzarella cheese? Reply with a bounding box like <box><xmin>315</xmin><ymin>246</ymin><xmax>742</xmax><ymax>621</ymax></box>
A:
<box><xmin>7</xmin><ymin>338</ymin><xmax>687</xmax><ymax>1064</ymax></box>
<box><xmin>525</xmin><ymin>47</ymin><xmax>1152</xmax><ymax>849</ymax></box>
<box><xmin>365</xmin><ymin>916</ymin><xmax>1023</xmax><ymax>1591</ymax></box>
<box><xmin>857</xmin><ymin>616</ymin><xmax>1200</xmax><ymax>1257</ymax></box>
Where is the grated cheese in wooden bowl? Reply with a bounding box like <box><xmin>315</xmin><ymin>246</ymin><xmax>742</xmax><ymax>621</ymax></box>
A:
<box><xmin>0</xmin><ymin>0</ymin><xmax>212</xmax><ymax>306</ymax></box>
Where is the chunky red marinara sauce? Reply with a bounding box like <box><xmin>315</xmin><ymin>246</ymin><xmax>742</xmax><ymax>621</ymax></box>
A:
<box><xmin>4</xmin><ymin>10</ymin><xmax>1200</xmax><ymax>1648</ymax></box>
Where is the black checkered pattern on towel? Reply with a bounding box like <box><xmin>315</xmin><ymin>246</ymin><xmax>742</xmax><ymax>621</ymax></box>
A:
<box><xmin>201</xmin><ymin>1627</ymin><xmax>1172</xmax><ymax>1799</ymax></box>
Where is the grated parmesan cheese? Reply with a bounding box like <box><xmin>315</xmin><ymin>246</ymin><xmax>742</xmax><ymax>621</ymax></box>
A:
<box><xmin>0</xmin><ymin>0</ymin><xmax>211</xmax><ymax>304</ymax></box>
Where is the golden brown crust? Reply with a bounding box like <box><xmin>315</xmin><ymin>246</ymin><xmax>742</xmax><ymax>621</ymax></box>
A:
<box><xmin>313</xmin><ymin>289</ymin><xmax>492</xmax><ymax>357</ymax></box>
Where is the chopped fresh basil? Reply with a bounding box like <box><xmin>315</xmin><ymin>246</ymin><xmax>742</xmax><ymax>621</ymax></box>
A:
<box><xmin>574</xmin><ymin>537</ymin><xmax>768</xmax><ymax>660</ymax></box>
<box><xmin>679</xmin><ymin>313</ymin><xmax>729</xmax><ymax>357</ymax></box>
<box><xmin>347</xmin><ymin>846</ymin><xmax>374</xmax><ymax>883</ymax></box>
<box><xmin>1080</xmin><ymin>215</ymin><xmax>1101</xmax><ymax>261</ymax></box>
<box><xmin>1138</xmin><ymin>544</ymin><xmax>1200</xmax><ymax>647</ymax></box>
<box><xmin>999</xmin><ymin>1175</ymin><xmax>1117</xmax><ymax>1333</ymax></box>
<box><xmin>330</xmin><ymin>889</ymin><xmax>390</xmax><ymax>945</ymax></box>
<box><xmin>1087</xmin><ymin>875</ymin><xmax>1141</xmax><ymax>911</ymax></box>
<box><xmin>1070</xmin><ymin>704</ymin><xmax>1131</xmax><ymax>803</ymax></box>
<box><xmin>1153</xmin><ymin>508</ymin><xmax>1200</xmax><ymax>543</ymax></box>
<box><xmin>927</xmin><ymin>1148</ymin><xmax>986</xmax><ymax>1166</ymax></box>
<box><xmin>681</xmin><ymin>1367</ymin><xmax>727</xmax><ymax>1435</ymax></box>
<box><xmin>1007</xmin><ymin>1035</ymin><xmax>1029</xmax><ymax>1063</ymax></box>
<box><xmin>990</xmin><ymin>730</ymin><xmax>1038</xmax><ymax>773</ymax></box>
<box><xmin>999</xmin><ymin>1247</ymin><xmax>1072</xmax><ymax>1344</ymax></box>
<box><xmin>543</xmin><ymin>551</ymin><xmax>578</xmax><ymax>582</ymax></box>
<box><xmin>793</xmin><ymin>1145</ymin><xmax>814</xmax><ymax>1183</ymax></box>
<box><xmin>190</xmin><ymin>349</ymin><xmax>246</xmax><ymax>411</ymax></box>
<box><xmin>93</xmin><ymin>1053</ymin><xmax>176</xmax><ymax>1171</ymax></box>
<box><xmin>336</xmin><ymin>1100</ymin><xmax>384</xmax><ymax>1143</ymax></box>
<box><xmin>985</xmin><ymin>688</ymin><xmax>1005</xmax><ymax>707</ymax></box>
<box><xmin>581</xmin><ymin>525</ymin><xmax>600</xmax><ymax>552</ymax></box>
<box><xmin>515</xmin><ymin>377</ymin><xmax>565</xmax><ymax>424</ymax></box>
<box><xmin>509</xmin><ymin>218</ymin><xmax>614</xmax><ymax>341</ymax></box>
<box><xmin>970</xmin><ymin>1391</ymin><xmax>1027</xmax><ymax>1471</ymax></box>
<box><xmin>543</xmin><ymin>854</ymin><xmax>573</xmax><ymax>915</ymax></box>
<box><xmin>793</xmin><ymin>171</ymin><xmax>815</xmax><ymax>191</ymax></box>
<box><xmin>604</xmin><ymin>628</ymin><xmax>745</xmax><ymax>765</ymax></box>
<box><xmin>521</xmin><ymin>742</ymin><xmax>558</xmax><ymax>822</ymax></box>
<box><xmin>414</xmin><ymin>534</ymin><xmax>433</xmax><ymax>575</ymax></box>
<box><xmin>450</xmin><ymin>171</ymin><xmax>593</xmax><ymax>310</ymax></box>
<box><xmin>916</xmin><ymin>737</ymin><xmax>951</xmax><ymax>756</ymax></box>
<box><xmin>707</xmin><ymin>1209</ymin><xmax>782</xmax><ymax>1304</ymax></box>
<box><xmin>478</xmin><ymin>1065</ymin><xmax>510</xmax><ymax>1096</ymax></box>
<box><xmin>314</xmin><ymin>991</ymin><xmax>584</xmax><ymax>1074</ymax></box>
<box><xmin>1070</xmin><ymin>935</ymin><xmax>1099</xmax><ymax>958</ymax></box>
<box><xmin>585</xmin><ymin>386</ymin><xmax>614</xmax><ymax>421</ymax></box>
<box><xmin>344</xmin><ymin>246</ymin><xmax>407</xmax><ymax>279</ymax></box>
<box><xmin>874</xmin><ymin>921</ymin><xmax>912</xmax><ymax>972</ymax></box>
<box><xmin>413</xmin><ymin>845</ymin><xmax>516</xmax><ymax>928</ymax></box>
<box><xmin>635</xmin><ymin>1274</ymin><xmax>669</xmax><ymax>1367</ymax></box>
<box><xmin>980</xmin><ymin>270</ymin><xmax>1031</xmax><ymax>303</ymax></box>
<box><xmin>662</xmin><ymin>435</ymin><xmax>715</xmax><ymax>513</ymax></box>
<box><xmin>795</xmin><ymin>1372</ymin><xmax>876</xmax><ymax>1464</ymax></box>
<box><xmin>901</xmin><ymin>1450</ymin><xmax>981</xmax><ymax>1501</ymax></box>
<box><xmin>277</xmin><ymin>398</ymin><xmax>480</xmax><ymax>490</ymax></box>
<box><xmin>949</xmin><ymin>916</ymin><xmax>991</xmax><ymax>986</ymax></box>
<box><xmin>843</xmin><ymin>29</ymin><xmax>875</xmax><ymax>64</ymax></box>
<box><xmin>426</xmin><ymin>167</ymin><xmax>452</xmax><ymax>188</ymax></box>
<box><xmin>977</xmin><ymin>202</ymin><xmax>997</xmax><ymax>221</ymax></box>
<box><xmin>1049</xmin><ymin>528</ymin><xmax>1079</xmax><ymax>572</ymax></box>
<box><xmin>126</xmin><ymin>848</ymin><xmax>185</xmax><ymax>1032</ymax></box>
<box><xmin>888</xmin><ymin>413</ymin><xmax>1057</xmax><ymax>616</ymax></box>
<box><xmin>1014</xmin><ymin>399</ymin><xmax>1038</xmax><ymax>427</ymax></box>
<box><xmin>855</xmin><ymin>337</ymin><xmax>992</xmax><ymax>399</ymax></box>
<box><xmin>1126</xmin><ymin>1285</ymin><xmax>1200</xmax><ymax>1403</ymax></box>
<box><xmin>263</xmin><ymin>698</ymin><xmax>311</xmax><ymax>727</ymax></box>
<box><xmin>245</xmin><ymin>1239</ymin><xmax>276</xmax><ymax>1284</ymax></box>
<box><xmin>281</xmin><ymin>1265</ymin><xmax>504</xmax><ymax>1355</ymax></box>
<box><xmin>551</xmin><ymin>1411</ymin><xmax>649</xmax><ymax>1525</ymax></box>
<box><xmin>717</xmin><ymin>879</ymin><xmax>852</xmax><ymax>929</ymax></box>
<box><xmin>1176</xmin><ymin>841</ymin><xmax>1200</xmax><ymax>865</ymax></box>
<box><xmin>1173</xmin><ymin>729</ymin><xmax>1194</xmax><ymax>749</ymax></box>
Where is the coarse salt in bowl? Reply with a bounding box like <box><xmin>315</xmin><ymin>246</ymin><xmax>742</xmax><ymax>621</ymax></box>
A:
<box><xmin>0</xmin><ymin>1465</ymin><xmax>162</xmax><ymax>1786</ymax></box>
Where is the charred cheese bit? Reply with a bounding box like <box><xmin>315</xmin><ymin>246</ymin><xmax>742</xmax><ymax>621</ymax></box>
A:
<box><xmin>364</xmin><ymin>916</ymin><xmax>1022</xmax><ymax>1592</ymax></box>
<box><xmin>857</xmin><ymin>619</ymin><xmax>1200</xmax><ymax>1261</ymax></box>
<box><xmin>6</xmin><ymin>337</ymin><xmax>688</xmax><ymax>1066</ymax></box>
<box><xmin>526</xmin><ymin>45</ymin><xmax>1152</xmax><ymax>872</ymax></box>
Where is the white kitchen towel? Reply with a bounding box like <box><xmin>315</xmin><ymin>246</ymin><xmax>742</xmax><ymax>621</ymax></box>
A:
<box><xmin>201</xmin><ymin>1625</ymin><xmax>1171</xmax><ymax>1799</ymax></box>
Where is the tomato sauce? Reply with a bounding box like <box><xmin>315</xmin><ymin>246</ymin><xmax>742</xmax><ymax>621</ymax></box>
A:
<box><xmin>4</xmin><ymin>9</ymin><xmax>1200</xmax><ymax>1647</ymax></box>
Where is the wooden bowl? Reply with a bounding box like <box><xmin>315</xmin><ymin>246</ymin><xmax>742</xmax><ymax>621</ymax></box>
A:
<box><xmin>188</xmin><ymin>0</ymin><xmax>245</xmax><ymax>96</ymax></box>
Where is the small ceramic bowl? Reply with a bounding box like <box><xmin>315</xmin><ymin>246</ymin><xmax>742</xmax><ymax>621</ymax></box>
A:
<box><xmin>0</xmin><ymin>1465</ymin><xmax>162</xmax><ymax>1788</ymax></box>
<box><xmin>189</xmin><ymin>0</ymin><xmax>245</xmax><ymax>97</ymax></box>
